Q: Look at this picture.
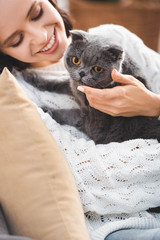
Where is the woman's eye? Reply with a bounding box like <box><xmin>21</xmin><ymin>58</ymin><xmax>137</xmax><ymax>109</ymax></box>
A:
<box><xmin>93</xmin><ymin>66</ymin><xmax>104</xmax><ymax>73</ymax></box>
<box><xmin>31</xmin><ymin>5</ymin><xmax>43</xmax><ymax>21</ymax></box>
<box><xmin>72</xmin><ymin>57</ymin><xmax>81</xmax><ymax>66</ymax></box>
<box><xmin>11</xmin><ymin>33</ymin><xmax>23</xmax><ymax>48</ymax></box>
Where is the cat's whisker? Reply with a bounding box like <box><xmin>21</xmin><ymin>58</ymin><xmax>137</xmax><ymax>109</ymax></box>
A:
<box><xmin>97</xmin><ymin>80</ymin><xmax>114</xmax><ymax>89</ymax></box>
<box><xmin>107</xmin><ymin>80</ymin><xmax>116</xmax><ymax>87</ymax></box>
<box><xmin>96</xmin><ymin>83</ymin><xmax>104</xmax><ymax>89</ymax></box>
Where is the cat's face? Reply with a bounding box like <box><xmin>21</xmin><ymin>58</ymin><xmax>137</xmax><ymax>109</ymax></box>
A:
<box><xmin>64</xmin><ymin>30</ymin><xmax>124</xmax><ymax>89</ymax></box>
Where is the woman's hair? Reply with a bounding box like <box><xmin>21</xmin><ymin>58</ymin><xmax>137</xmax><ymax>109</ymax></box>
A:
<box><xmin>0</xmin><ymin>0</ymin><xmax>73</xmax><ymax>73</ymax></box>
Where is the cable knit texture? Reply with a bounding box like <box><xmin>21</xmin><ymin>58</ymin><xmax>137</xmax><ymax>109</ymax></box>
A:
<box><xmin>13</xmin><ymin>25</ymin><xmax>160</xmax><ymax>240</ymax></box>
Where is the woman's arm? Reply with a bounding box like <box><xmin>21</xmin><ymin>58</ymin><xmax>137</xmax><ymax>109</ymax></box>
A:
<box><xmin>77</xmin><ymin>69</ymin><xmax>160</xmax><ymax>117</ymax></box>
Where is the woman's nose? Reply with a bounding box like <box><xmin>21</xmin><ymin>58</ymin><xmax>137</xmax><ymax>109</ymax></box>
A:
<box><xmin>28</xmin><ymin>26</ymin><xmax>48</xmax><ymax>46</ymax></box>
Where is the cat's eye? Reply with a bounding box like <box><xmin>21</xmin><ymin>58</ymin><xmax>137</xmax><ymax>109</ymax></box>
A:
<box><xmin>72</xmin><ymin>57</ymin><xmax>81</xmax><ymax>66</ymax></box>
<box><xmin>93</xmin><ymin>66</ymin><xmax>104</xmax><ymax>73</ymax></box>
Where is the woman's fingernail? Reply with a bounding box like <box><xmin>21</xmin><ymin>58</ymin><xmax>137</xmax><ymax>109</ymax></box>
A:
<box><xmin>77</xmin><ymin>86</ymin><xmax>84</xmax><ymax>92</ymax></box>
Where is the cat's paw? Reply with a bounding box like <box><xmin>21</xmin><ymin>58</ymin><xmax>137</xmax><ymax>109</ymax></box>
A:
<box><xmin>75</xmin><ymin>119</ymin><xmax>83</xmax><ymax>129</ymax></box>
<box><xmin>157</xmin><ymin>137</ymin><xmax>160</xmax><ymax>143</ymax></box>
<box><xmin>42</xmin><ymin>107</ymin><xmax>54</xmax><ymax>117</ymax></box>
<box><xmin>42</xmin><ymin>107</ymin><xmax>48</xmax><ymax>113</ymax></box>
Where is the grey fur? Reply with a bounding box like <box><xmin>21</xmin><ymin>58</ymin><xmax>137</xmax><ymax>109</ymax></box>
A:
<box><xmin>23</xmin><ymin>30</ymin><xmax>160</xmax><ymax>144</ymax></box>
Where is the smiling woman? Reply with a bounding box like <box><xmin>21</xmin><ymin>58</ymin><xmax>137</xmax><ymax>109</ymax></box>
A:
<box><xmin>0</xmin><ymin>1</ymin><xmax>160</xmax><ymax>240</ymax></box>
<box><xmin>0</xmin><ymin>0</ymin><xmax>72</xmax><ymax>71</ymax></box>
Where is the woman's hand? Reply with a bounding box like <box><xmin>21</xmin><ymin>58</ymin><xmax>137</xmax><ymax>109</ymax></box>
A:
<box><xmin>77</xmin><ymin>69</ymin><xmax>160</xmax><ymax>117</ymax></box>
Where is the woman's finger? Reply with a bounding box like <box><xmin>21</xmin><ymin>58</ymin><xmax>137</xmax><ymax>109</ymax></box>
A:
<box><xmin>77</xmin><ymin>69</ymin><xmax>141</xmax><ymax>96</ymax></box>
<box><xmin>111</xmin><ymin>69</ymin><xmax>142</xmax><ymax>86</ymax></box>
<box><xmin>77</xmin><ymin>85</ymin><xmax>103</xmax><ymax>95</ymax></box>
<box><xmin>77</xmin><ymin>85</ymin><xmax>115</xmax><ymax>101</ymax></box>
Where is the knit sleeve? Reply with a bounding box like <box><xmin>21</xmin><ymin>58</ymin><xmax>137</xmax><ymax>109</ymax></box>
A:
<box><xmin>38</xmin><ymin>107</ymin><xmax>160</xmax><ymax>216</ymax></box>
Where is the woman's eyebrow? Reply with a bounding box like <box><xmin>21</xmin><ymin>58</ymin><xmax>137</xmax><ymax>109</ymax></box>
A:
<box><xmin>3</xmin><ymin>1</ymin><xmax>37</xmax><ymax>47</ymax></box>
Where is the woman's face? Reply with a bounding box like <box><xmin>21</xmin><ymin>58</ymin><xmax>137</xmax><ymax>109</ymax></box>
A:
<box><xmin>0</xmin><ymin>0</ymin><xmax>69</xmax><ymax>67</ymax></box>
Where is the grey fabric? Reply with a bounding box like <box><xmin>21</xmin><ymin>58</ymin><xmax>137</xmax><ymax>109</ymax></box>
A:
<box><xmin>0</xmin><ymin>206</ymin><xmax>35</xmax><ymax>240</ymax></box>
<box><xmin>0</xmin><ymin>235</ymin><xmax>34</xmax><ymax>240</ymax></box>
<box><xmin>0</xmin><ymin>207</ymin><xmax>9</xmax><ymax>235</ymax></box>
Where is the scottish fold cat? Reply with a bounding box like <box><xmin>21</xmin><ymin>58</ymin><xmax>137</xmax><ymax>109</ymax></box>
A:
<box><xmin>23</xmin><ymin>30</ymin><xmax>160</xmax><ymax>144</ymax></box>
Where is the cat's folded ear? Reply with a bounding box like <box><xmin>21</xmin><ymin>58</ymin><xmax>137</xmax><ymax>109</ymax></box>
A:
<box><xmin>70</xmin><ymin>30</ymin><xmax>88</xmax><ymax>42</ymax></box>
<box><xmin>103</xmin><ymin>46</ymin><xmax>124</xmax><ymax>62</ymax></box>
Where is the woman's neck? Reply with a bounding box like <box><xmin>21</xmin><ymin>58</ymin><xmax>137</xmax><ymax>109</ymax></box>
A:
<box><xmin>30</xmin><ymin>59</ymin><xmax>61</xmax><ymax>68</ymax></box>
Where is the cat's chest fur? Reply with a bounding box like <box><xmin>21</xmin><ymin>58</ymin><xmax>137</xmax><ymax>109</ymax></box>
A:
<box><xmin>71</xmin><ymin>85</ymin><xmax>121</xmax><ymax>144</ymax></box>
<box><xmin>78</xmin><ymin>100</ymin><xmax>109</xmax><ymax>143</ymax></box>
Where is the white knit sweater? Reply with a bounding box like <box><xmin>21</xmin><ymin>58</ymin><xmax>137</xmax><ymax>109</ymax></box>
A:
<box><xmin>13</xmin><ymin>25</ymin><xmax>160</xmax><ymax>240</ymax></box>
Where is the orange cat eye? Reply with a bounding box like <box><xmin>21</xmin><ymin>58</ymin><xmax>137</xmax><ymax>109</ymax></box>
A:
<box><xmin>93</xmin><ymin>66</ymin><xmax>104</xmax><ymax>73</ymax></box>
<box><xmin>72</xmin><ymin>57</ymin><xmax>81</xmax><ymax>65</ymax></box>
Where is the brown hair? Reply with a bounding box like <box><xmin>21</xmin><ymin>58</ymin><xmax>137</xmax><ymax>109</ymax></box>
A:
<box><xmin>0</xmin><ymin>0</ymin><xmax>73</xmax><ymax>73</ymax></box>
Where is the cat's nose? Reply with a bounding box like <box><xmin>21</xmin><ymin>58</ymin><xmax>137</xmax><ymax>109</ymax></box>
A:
<box><xmin>79</xmin><ymin>71</ymin><xmax>86</xmax><ymax>78</ymax></box>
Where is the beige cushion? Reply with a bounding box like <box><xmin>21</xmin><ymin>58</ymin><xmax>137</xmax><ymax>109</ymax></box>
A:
<box><xmin>0</xmin><ymin>68</ymin><xmax>90</xmax><ymax>240</ymax></box>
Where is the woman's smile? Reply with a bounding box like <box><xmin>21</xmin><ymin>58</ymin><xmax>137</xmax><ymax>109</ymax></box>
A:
<box><xmin>0</xmin><ymin>0</ymin><xmax>69</xmax><ymax>67</ymax></box>
<box><xmin>39</xmin><ymin>28</ymin><xmax>59</xmax><ymax>55</ymax></box>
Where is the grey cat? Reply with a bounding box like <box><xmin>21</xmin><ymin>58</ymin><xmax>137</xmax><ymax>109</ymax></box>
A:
<box><xmin>23</xmin><ymin>30</ymin><xmax>160</xmax><ymax>144</ymax></box>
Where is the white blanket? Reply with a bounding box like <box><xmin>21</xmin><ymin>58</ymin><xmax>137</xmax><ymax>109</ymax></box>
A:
<box><xmin>14</xmin><ymin>24</ymin><xmax>160</xmax><ymax>240</ymax></box>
